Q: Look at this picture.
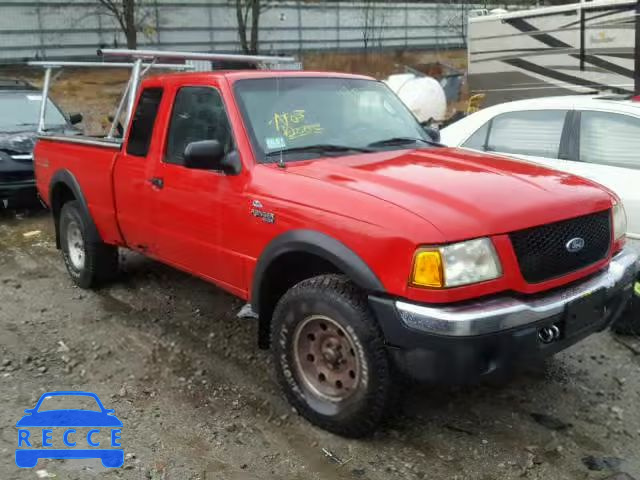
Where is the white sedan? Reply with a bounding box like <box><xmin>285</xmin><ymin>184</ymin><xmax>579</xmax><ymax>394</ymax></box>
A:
<box><xmin>440</xmin><ymin>95</ymin><xmax>640</xmax><ymax>249</ymax></box>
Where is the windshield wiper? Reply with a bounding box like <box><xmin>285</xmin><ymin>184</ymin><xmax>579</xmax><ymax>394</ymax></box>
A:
<box><xmin>367</xmin><ymin>137</ymin><xmax>438</xmax><ymax>148</ymax></box>
<box><xmin>265</xmin><ymin>144</ymin><xmax>373</xmax><ymax>159</ymax></box>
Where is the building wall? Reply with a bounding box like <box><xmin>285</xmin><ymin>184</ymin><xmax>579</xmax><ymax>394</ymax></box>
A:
<box><xmin>0</xmin><ymin>0</ymin><xmax>483</xmax><ymax>61</ymax></box>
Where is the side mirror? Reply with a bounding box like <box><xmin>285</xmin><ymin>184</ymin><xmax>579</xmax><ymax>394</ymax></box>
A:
<box><xmin>69</xmin><ymin>113</ymin><xmax>83</xmax><ymax>125</ymax></box>
<box><xmin>184</xmin><ymin>140</ymin><xmax>224</xmax><ymax>170</ymax></box>
<box><xmin>183</xmin><ymin>140</ymin><xmax>241</xmax><ymax>174</ymax></box>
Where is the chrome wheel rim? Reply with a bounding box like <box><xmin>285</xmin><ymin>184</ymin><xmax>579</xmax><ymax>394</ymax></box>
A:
<box><xmin>292</xmin><ymin>315</ymin><xmax>361</xmax><ymax>402</ymax></box>
<box><xmin>66</xmin><ymin>220</ymin><xmax>85</xmax><ymax>270</ymax></box>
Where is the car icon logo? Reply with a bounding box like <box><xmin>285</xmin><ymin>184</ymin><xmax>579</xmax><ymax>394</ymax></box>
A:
<box><xmin>565</xmin><ymin>237</ymin><xmax>585</xmax><ymax>253</ymax></box>
<box><xmin>15</xmin><ymin>391</ymin><xmax>123</xmax><ymax>468</ymax></box>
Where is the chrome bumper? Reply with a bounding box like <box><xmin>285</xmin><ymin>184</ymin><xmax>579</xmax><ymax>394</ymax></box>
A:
<box><xmin>396</xmin><ymin>248</ymin><xmax>639</xmax><ymax>337</ymax></box>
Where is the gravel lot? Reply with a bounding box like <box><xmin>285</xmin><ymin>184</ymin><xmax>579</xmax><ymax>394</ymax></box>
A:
<box><xmin>1</xmin><ymin>208</ymin><xmax>639</xmax><ymax>480</ymax></box>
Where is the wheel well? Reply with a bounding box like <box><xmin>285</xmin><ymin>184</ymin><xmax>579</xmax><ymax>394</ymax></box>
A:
<box><xmin>50</xmin><ymin>183</ymin><xmax>76</xmax><ymax>248</ymax></box>
<box><xmin>256</xmin><ymin>251</ymin><xmax>342</xmax><ymax>349</ymax></box>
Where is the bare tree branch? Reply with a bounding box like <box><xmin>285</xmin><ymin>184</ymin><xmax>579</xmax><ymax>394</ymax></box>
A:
<box><xmin>233</xmin><ymin>0</ymin><xmax>275</xmax><ymax>54</ymax></box>
<box><xmin>96</xmin><ymin>0</ymin><xmax>138</xmax><ymax>49</ymax></box>
<box><xmin>362</xmin><ymin>0</ymin><xmax>385</xmax><ymax>51</ymax></box>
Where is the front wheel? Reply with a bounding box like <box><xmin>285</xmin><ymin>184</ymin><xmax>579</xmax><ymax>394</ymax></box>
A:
<box><xmin>271</xmin><ymin>274</ymin><xmax>393</xmax><ymax>437</ymax></box>
<box><xmin>59</xmin><ymin>200</ymin><xmax>119</xmax><ymax>289</ymax></box>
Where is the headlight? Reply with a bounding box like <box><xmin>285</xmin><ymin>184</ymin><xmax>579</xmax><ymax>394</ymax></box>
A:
<box><xmin>411</xmin><ymin>238</ymin><xmax>502</xmax><ymax>288</ymax></box>
<box><xmin>612</xmin><ymin>202</ymin><xmax>627</xmax><ymax>241</ymax></box>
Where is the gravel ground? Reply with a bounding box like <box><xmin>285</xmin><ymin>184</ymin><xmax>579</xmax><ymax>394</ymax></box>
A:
<box><xmin>1</xmin><ymin>209</ymin><xmax>639</xmax><ymax>480</ymax></box>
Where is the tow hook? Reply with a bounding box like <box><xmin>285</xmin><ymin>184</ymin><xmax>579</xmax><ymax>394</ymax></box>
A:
<box><xmin>538</xmin><ymin>325</ymin><xmax>561</xmax><ymax>344</ymax></box>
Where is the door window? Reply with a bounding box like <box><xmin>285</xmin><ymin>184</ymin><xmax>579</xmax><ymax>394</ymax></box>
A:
<box><xmin>485</xmin><ymin>110</ymin><xmax>567</xmax><ymax>158</ymax></box>
<box><xmin>126</xmin><ymin>88</ymin><xmax>163</xmax><ymax>157</ymax></box>
<box><xmin>165</xmin><ymin>87</ymin><xmax>234</xmax><ymax>165</ymax></box>
<box><xmin>462</xmin><ymin>122</ymin><xmax>490</xmax><ymax>150</ymax></box>
<box><xmin>580</xmin><ymin>111</ymin><xmax>640</xmax><ymax>169</ymax></box>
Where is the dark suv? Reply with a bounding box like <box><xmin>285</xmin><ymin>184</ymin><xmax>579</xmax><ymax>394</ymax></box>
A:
<box><xmin>0</xmin><ymin>79</ymin><xmax>81</xmax><ymax>208</ymax></box>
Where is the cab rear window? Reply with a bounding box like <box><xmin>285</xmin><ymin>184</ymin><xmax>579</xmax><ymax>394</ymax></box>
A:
<box><xmin>127</xmin><ymin>88</ymin><xmax>163</xmax><ymax>157</ymax></box>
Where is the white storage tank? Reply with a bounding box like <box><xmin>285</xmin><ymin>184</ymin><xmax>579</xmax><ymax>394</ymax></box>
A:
<box><xmin>384</xmin><ymin>73</ymin><xmax>447</xmax><ymax>123</ymax></box>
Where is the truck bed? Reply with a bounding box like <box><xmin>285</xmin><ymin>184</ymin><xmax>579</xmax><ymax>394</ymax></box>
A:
<box><xmin>34</xmin><ymin>134</ymin><xmax>125</xmax><ymax>246</ymax></box>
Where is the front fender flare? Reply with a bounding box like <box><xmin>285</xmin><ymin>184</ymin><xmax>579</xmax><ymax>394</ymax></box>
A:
<box><xmin>251</xmin><ymin>229</ymin><xmax>385</xmax><ymax>313</ymax></box>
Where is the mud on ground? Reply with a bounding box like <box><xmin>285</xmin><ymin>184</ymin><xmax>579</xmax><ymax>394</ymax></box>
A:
<box><xmin>0</xmin><ymin>210</ymin><xmax>639</xmax><ymax>480</ymax></box>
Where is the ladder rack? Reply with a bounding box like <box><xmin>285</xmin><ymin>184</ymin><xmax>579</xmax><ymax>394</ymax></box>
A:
<box><xmin>98</xmin><ymin>48</ymin><xmax>297</xmax><ymax>66</ymax></box>
<box><xmin>31</xmin><ymin>49</ymin><xmax>300</xmax><ymax>137</ymax></box>
<box><xmin>30</xmin><ymin>59</ymin><xmax>191</xmax><ymax>135</ymax></box>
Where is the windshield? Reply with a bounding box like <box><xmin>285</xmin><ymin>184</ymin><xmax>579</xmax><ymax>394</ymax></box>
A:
<box><xmin>0</xmin><ymin>92</ymin><xmax>67</xmax><ymax>130</ymax></box>
<box><xmin>233</xmin><ymin>77</ymin><xmax>431</xmax><ymax>163</ymax></box>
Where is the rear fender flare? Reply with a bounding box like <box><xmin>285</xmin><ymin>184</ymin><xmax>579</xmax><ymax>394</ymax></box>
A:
<box><xmin>49</xmin><ymin>169</ymin><xmax>101</xmax><ymax>248</ymax></box>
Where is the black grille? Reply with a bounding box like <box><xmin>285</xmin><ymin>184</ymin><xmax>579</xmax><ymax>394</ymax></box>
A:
<box><xmin>510</xmin><ymin>210</ymin><xmax>611</xmax><ymax>284</ymax></box>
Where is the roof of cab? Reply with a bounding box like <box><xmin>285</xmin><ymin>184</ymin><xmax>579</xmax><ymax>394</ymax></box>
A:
<box><xmin>141</xmin><ymin>69</ymin><xmax>375</xmax><ymax>87</ymax></box>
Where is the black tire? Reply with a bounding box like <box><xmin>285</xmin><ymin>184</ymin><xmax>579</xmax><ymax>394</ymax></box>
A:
<box><xmin>271</xmin><ymin>274</ymin><xmax>392</xmax><ymax>437</ymax></box>
<box><xmin>59</xmin><ymin>200</ymin><xmax>119</xmax><ymax>289</ymax></box>
<box><xmin>611</xmin><ymin>292</ymin><xmax>640</xmax><ymax>336</ymax></box>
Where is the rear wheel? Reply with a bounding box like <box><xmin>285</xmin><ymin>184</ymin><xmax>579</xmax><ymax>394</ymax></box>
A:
<box><xmin>59</xmin><ymin>200</ymin><xmax>119</xmax><ymax>289</ymax></box>
<box><xmin>271</xmin><ymin>274</ymin><xmax>393</xmax><ymax>437</ymax></box>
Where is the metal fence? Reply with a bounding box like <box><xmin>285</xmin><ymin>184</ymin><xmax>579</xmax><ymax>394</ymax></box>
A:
<box><xmin>0</xmin><ymin>1</ymin><xmax>488</xmax><ymax>62</ymax></box>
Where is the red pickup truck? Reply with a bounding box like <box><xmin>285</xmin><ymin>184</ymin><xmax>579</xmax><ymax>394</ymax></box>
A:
<box><xmin>34</xmin><ymin>69</ymin><xmax>638</xmax><ymax>437</ymax></box>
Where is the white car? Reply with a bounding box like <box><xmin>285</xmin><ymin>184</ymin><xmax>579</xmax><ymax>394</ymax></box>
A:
<box><xmin>440</xmin><ymin>95</ymin><xmax>640</xmax><ymax>249</ymax></box>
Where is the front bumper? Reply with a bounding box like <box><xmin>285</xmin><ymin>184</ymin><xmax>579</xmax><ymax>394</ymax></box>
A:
<box><xmin>370</xmin><ymin>248</ymin><xmax>638</xmax><ymax>383</ymax></box>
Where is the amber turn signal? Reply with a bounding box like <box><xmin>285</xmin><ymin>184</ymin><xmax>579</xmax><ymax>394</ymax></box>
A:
<box><xmin>411</xmin><ymin>250</ymin><xmax>444</xmax><ymax>288</ymax></box>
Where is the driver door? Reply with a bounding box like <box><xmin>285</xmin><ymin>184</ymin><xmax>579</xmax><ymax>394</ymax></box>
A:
<box><xmin>147</xmin><ymin>85</ymin><xmax>246</xmax><ymax>293</ymax></box>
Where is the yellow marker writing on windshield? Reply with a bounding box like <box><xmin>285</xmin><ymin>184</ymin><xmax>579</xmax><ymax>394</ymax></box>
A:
<box><xmin>270</xmin><ymin>110</ymin><xmax>324</xmax><ymax>141</ymax></box>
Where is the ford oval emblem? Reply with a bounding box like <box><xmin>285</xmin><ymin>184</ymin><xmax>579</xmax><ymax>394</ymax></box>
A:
<box><xmin>566</xmin><ymin>237</ymin><xmax>585</xmax><ymax>253</ymax></box>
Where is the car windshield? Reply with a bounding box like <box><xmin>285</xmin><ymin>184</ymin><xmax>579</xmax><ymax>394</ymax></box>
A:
<box><xmin>233</xmin><ymin>77</ymin><xmax>432</xmax><ymax>163</ymax></box>
<box><xmin>0</xmin><ymin>92</ymin><xmax>67</xmax><ymax>131</ymax></box>
<box><xmin>37</xmin><ymin>395</ymin><xmax>101</xmax><ymax>412</ymax></box>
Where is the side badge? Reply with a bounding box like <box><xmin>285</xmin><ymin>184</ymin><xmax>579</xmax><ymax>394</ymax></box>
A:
<box><xmin>251</xmin><ymin>199</ymin><xmax>275</xmax><ymax>224</ymax></box>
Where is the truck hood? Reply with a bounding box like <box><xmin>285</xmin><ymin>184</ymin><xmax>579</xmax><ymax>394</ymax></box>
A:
<box><xmin>285</xmin><ymin>147</ymin><xmax>614</xmax><ymax>241</ymax></box>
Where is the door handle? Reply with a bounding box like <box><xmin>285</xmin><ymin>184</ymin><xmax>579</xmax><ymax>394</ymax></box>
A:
<box><xmin>149</xmin><ymin>177</ymin><xmax>164</xmax><ymax>189</ymax></box>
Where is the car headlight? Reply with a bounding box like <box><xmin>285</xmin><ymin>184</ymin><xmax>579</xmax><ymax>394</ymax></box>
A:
<box><xmin>411</xmin><ymin>238</ymin><xmax>502</xmax><ymax>288</ymax></box>
<box><xmin>613</xmin><ymin>202</ymin><xmax>627</xmax><ymax>241</ymax></box>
